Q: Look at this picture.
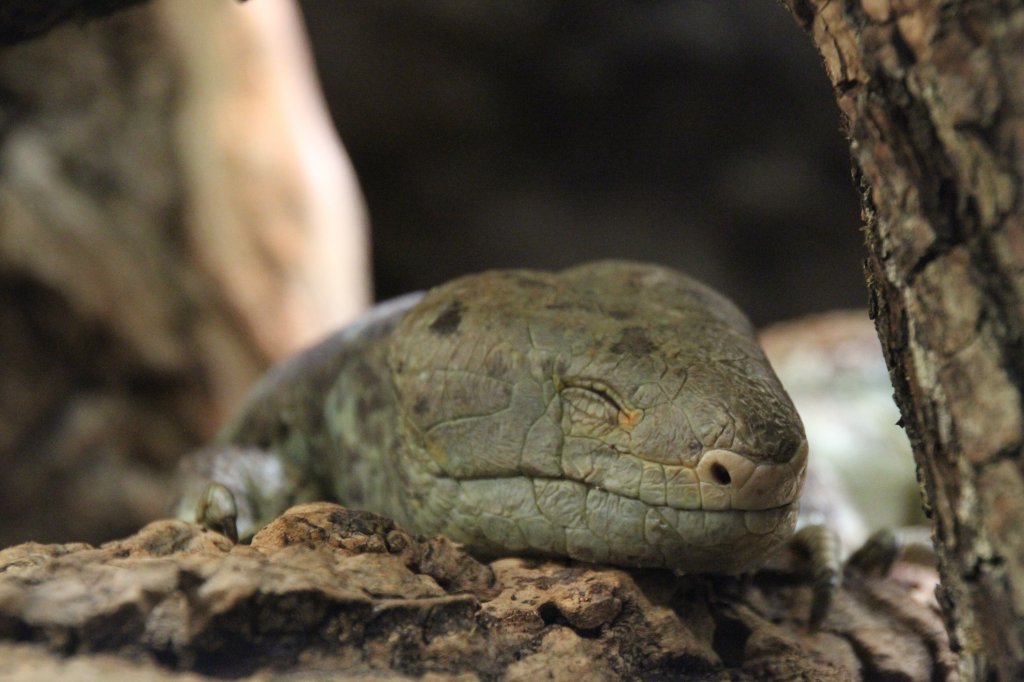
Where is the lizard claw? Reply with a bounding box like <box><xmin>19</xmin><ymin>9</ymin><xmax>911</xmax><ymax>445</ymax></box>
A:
<box><xmin>196</xmin><ymin>482</ymin><xmax>240</xmax><ymax>543</ymax></box>
<box><xmin>788</xmin><ymin>524</ymin><xmax>842</xmax><ymax>631</ymax></box>
<box><xmin>788</xmin><ymin>526</ymin><xmax>918</xmax><ymax>631</ymax></box>
<box><xmin>845</xmin><ymin>528</ymin><xmax>900</xmax><ymax>577</ymax></box>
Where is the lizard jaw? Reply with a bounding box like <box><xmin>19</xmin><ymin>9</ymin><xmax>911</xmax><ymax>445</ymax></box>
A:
<box><xmin>421</xmin><ymin>474</ymin><xmax>799</xmax><ymax>574</ymax></box>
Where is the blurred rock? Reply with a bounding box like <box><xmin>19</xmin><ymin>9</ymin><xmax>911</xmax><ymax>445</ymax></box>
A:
<box><xmin>0</xmin><ymin>0</ymin><xmax>369</xmax><ymax>546</ymax></box>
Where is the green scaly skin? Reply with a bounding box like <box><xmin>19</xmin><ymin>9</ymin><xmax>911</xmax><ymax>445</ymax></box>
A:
<box><xmin>176</xmin><ymin>261</ymin><xmax>808</xmax><ymax>575</ymax></box>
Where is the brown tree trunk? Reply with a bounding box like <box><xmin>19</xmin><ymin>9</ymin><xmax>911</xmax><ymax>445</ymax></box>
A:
<box><xmin>781</xmin><ymin>1</ymin><xmax>1024</xmax><ymax>679</ymax></box>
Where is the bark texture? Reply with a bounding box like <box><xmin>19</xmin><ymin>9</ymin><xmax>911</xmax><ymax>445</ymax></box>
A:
<box><xmin>781</xmin><ymin>1</ymin><xmax>1024</xmax><ymax>679</ymax></box>
<box><xmin>0</xmin><ymin>503</ymin><xmax>953</xmax><ymax>681</ymax></box>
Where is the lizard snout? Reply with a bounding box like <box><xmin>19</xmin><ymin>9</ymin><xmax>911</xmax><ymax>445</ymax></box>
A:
<box><xmin>695</xmin><ymin>442</ymin><xmax>808</xmax><ymax>511</ymax></box>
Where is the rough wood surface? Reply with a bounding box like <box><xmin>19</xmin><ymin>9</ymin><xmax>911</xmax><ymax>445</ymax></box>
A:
<box><xmin>780</xmin><ymin>1</ymin><xmax>1024</xmax><ymax>679</ymax></box>
<box><xmin>0</xmin><ymin>503</ymin><xmax>953</xmax><ymax>681</ymax></box>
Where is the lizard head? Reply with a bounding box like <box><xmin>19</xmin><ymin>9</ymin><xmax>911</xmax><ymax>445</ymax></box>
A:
<box><xmin>390</xmin><ymin>261</ymin><xmax>807</xmax><ymax>573</ymax></box>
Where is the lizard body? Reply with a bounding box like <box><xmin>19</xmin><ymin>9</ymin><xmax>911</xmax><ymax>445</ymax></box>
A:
<box><xmin>177</xmin><ymin>261</ymin><xmax>807</xmax><ymax>574</ymax></box>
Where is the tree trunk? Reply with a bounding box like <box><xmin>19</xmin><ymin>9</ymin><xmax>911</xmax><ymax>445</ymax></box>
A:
<box><xmin>781</xmin><ymin>1</ymin><xmax>1024</xmax><ymax>679</ymax></box>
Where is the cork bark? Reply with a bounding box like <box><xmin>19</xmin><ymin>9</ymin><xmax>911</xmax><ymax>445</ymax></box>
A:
<box><xmin>0</xmin><ymin>503</ymin><xmax>954</xmax><ymax>680</ymax></box>
<box><xmin>781</xmin><ymin>1</ymin><xmax>1024</xmax><ymax>679</ymax></box>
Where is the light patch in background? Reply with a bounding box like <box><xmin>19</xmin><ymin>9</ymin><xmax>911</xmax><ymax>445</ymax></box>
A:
<box><xmin>762</xmin><ymin>311</ymin><xmax>925</xmax><ymax>552</ymax></box>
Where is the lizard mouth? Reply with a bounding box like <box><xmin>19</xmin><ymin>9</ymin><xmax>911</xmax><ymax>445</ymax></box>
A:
<box><xmin>555</xmin><ymin>443</ymin><xmax>806</xmax><ymax>572</ymax></box>
<box><xmin>444</xmin><ymin>472</ymin><xmax>801</xmax><ymax>575</ymax></box>
<box><xmin>552</xmin><ymin>481</ymin><xmax>800</xmax><ymax>573</ymax></box>
<box><xmin>558</xmin><ymin>441</ymin><xmax>809</xmax><ymax>514</ymax></box>
<box><xmin>424</xmin><ymin>444</ymin><xmax>807</xmax><ymax>574</ymax></box>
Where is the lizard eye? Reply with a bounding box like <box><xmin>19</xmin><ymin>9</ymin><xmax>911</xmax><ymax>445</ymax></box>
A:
<box><xmin>560</xmin><ymin>378</ymin><xmax>637</xmax><ymax>429</ymax></box>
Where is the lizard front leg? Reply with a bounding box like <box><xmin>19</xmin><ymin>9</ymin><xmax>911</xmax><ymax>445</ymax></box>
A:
<box><xmin>175</xmin><ymin>444</ymin><xmax>318</xmax><ymax>542</ymax></box>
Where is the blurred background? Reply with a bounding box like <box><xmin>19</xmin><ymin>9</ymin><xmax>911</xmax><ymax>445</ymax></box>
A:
<box><xmin>0</xmin><ymin>0</ymin><xmax>895</xmax><ymax>548</ymax></box>
<box><xmin>298</xmin><ymin>0</ymin><xmax>864</xmax><ymax>323</ymax></box>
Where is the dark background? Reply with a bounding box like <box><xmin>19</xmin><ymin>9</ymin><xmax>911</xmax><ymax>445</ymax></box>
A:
<box><xmin>298</xmin><ymin>0</ymin><xmax>864</xmax><ymax>325</ymax></box>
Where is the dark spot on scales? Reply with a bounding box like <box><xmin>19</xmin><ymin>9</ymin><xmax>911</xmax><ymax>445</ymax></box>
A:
<box><xmin>610</xmin><ymin>326</ymin><xmax>657</xmax><ymax>355</ymax></box>
<box><xmin>429</xmin><ymin>300</ymin><xmax>464</xmax><ymax>336</ymax></box>
<box><xmin>413</xmin><ymin>396</ymin><xmax>429</xmax><ymax>416</ymax></box>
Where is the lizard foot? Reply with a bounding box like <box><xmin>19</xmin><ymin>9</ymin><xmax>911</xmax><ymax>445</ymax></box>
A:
<box><xmin>787</xmin><ymin>524</ymin><xmax>842</xmax><ymax>631</ymax></box>
<box><xmin>845</xmin><ymin>528</ymin><xmax>900</xmax><ymax>577</ymax></box>
<box><xmin>195</xmin><ymin>482</ymin><xmax>240</xmax><ymax>543</ymax></box>
<box><xmin>788</xmin><ymin>527</ymin><xmax>925</xmax><ymax>631</ymax></box>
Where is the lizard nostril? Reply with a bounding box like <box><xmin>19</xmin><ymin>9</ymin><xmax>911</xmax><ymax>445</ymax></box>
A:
<box><xmin>710</xmin><ymin>462</ymin><xmax>731</xmax><ymax>486</ymax></box>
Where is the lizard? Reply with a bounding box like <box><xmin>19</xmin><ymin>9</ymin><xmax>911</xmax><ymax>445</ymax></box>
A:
<box><xmin>176</xmin><ymin>260</ymin><xmax>816</xmax><ymax>577</ymax></box>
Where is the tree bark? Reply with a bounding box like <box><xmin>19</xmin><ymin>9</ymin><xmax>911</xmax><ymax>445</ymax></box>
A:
<box><xmin>781</xmin><ymin>1</ymin><xmax>1024</xmax><ymax>679</ymax></box>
